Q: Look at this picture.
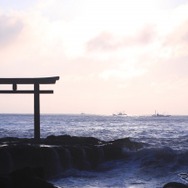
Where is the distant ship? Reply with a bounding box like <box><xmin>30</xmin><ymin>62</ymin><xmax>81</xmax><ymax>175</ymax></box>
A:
<box><xmin>113</xmin><ymin>112</ymin><xmax>127</xmax><ymax>116</ymax></box>
<box><xmin>152</xmin><ymin>111</ymin><xmax>171</xmax><ymax>117</ymax></box>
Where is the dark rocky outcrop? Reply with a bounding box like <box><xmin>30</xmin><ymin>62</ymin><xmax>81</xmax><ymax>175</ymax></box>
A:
<box><xmin>2</xmin><ymin>136</ymin><xmax>186</xmax><ymax>188</ymax></box>
<box><xmin>163</xmin><ymin>182</ymin><xmax>188</xmax><ymax>188</ymax></box>
<box><xmin>0</xmin><ymin>167</ymin><xmax>57</xmax><ymax>188</ymax></box>
<box><xmin>45</xmin><ymin>135</ymin><xmax>102</xmax><ymax>146</ymax></box>
<box><xmin>0</xmin><ymin>135</ymin><xmax>143</xmax><ymax>178</ymax></box>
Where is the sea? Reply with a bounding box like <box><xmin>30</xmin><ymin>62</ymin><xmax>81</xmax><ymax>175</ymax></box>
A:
<box><xmin>0</xmin><ymin>114</ymin><xmax>188</xmax><ymax>188</ymax></box>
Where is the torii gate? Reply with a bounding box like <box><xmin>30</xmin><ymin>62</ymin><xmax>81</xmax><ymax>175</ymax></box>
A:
<box><xmin>0</xmin><ymin>76</ymin><xmax>59</xmax><ymax>141</ymax></box>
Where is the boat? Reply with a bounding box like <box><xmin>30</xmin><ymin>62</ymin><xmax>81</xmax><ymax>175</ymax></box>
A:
<box><xmin>152</xmin><ymin>111</ymin><xmax>171</xmax><ymax>117</ymax></box>
<box><xmin>113</xmin><ymin>112</ymin><xmax>127</xmax><ymax>116</ymax></box>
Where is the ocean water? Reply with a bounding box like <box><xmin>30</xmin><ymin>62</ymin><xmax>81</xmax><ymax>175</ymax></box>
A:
<box><xmin>0</xmin><ymin>114</ymin><xmax>188</xmax><ymax>187</ymax></box>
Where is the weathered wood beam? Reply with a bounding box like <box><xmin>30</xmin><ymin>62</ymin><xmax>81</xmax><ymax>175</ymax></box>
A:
<box><xmin>0</xmin><ymin>90</ymin><xmax>54</xmax><ymax>94</ymax></box>
<box><xmin>13</xmin><ymin>84</ymin><xmax>17</xmax><ymax>91</ymax></box>
<box><xmin>0</xmin><ymin>76</ymin><xmax>59</xmax><ymax>84</ymax></box>
<box><xmin>34</xmin><ymin>83</ymin><xmax>40</xmax><ymax>141</ymax></box>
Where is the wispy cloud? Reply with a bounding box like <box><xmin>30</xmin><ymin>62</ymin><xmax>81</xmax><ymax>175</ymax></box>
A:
<box><xmin>86</xmin><ymin>26</ymin><xmax>155</xmax><ymax>52</ymax></box>
<box><xmin>164</xmin><ymin>20</ymin><xmax>188</xmax><ymax>57</ymax></box>
<box><xmin>0</xmin><ymin>14</ymin><xmax>23</xmax><ymax>46</ymax></box>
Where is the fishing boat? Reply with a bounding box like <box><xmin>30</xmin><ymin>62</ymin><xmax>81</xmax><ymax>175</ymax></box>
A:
<box><xmin>113</xmin><ymin>112</ymin><xmax>127</xmax><ymax>116</ymax></box>
<box><xmin>152</xmin><ymin>111</ymin><xmax>171</xmax><ymax>117</ymax></box>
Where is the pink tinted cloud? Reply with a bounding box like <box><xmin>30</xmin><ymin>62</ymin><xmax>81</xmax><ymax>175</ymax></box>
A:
<box><xmin>158</xmin><ymin>20</ymin><xmax>188</xmax><ymax>62</ymax></box>
<box><xmin>0</xmin><ymin>14</ymin><xmax>23</xmax><ymax>47</ymax></box>
<box><xmin>86</xmin><ymin>25</ymin><xmax>155</xmax><ymax>52</ymax></box>
<box><xmin>164</xmin><ymin>20</ymin><xmax>188</xmax><ymax>50</ymax></box>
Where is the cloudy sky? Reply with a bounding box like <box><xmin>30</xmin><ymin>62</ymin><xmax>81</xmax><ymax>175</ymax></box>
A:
<box><xmin>0</xmin><ymin>0</ymin><xmax>188</xmax><ymax>115</ymax></box>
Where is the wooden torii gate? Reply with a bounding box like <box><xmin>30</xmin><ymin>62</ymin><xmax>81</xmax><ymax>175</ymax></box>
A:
<box><xmin>0</xmin><ymin>76</ymin><xmax>59</xmax><ymax>141</ymax></box>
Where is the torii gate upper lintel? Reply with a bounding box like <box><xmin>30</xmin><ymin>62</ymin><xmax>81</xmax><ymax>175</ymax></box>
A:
<box><xmin>0</xmin><ymin>76</ymin><xmax>60</xmax><ymax>141</ymax></box>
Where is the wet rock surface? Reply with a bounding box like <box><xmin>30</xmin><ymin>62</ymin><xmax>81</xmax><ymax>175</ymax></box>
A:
<box><xmin>1</xmin><ymin>135</ymin><xmax>181</xmax><ymax>187</ymax></box>
<box><xmin>0</xmin><ymin>135</ymin><xmax>143</xmax><ymax>177</ymax></box>
<box><xmin>163</xmin><ymin>182</ymin><xmax>188</xmax><ymax>188</ymax></box>
<box><xmin>0</xmin><ymin>167</ymin><xmax>57</xmax><ymax>188</ymax></box>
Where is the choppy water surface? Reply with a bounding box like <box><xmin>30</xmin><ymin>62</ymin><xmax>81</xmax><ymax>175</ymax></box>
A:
<box><xmin>0</xmin><ymin>114</ymin><xmax>188</xmax><ymax>150</ymax></box>
<box><xmin>0</xmin><ymin>114</ymin><xmax>188</xmax><ymax>187</ymax></box>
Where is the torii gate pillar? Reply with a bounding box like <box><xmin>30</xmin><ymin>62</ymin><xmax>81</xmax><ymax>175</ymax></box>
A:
<box><xmin>34</xmin><ymin>83</ymin><xmax>40</xmax><ymax>140</ymax></box>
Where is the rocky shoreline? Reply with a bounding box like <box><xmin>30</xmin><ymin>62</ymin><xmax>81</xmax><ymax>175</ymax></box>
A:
<box><xmin>0</xmin><ymin>135</ymin><xmax>187</xmax><ymax>188</ymax></box>
<box><xmin>0</xmin><ymin>135</ymin><xmax>143</xmax><ymax>188</ymax></box>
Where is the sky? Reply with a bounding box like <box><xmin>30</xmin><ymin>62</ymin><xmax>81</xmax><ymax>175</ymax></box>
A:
<box><xmin>0</xmin><ymin>0</ymin><xmax>188</xmax><ymax>115</ymax></box>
